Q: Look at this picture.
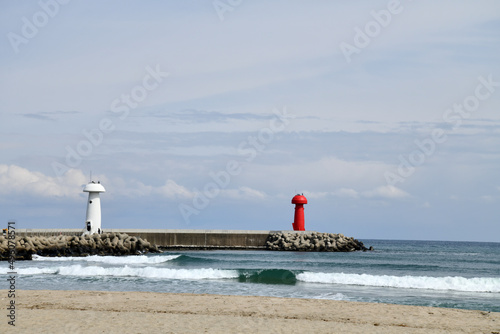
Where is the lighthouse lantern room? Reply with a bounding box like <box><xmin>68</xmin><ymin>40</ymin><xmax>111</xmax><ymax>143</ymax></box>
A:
<box><xmin>83</xmin><ymin>181</ymin><xmax>105</xmax><ymax>235</ymax></box>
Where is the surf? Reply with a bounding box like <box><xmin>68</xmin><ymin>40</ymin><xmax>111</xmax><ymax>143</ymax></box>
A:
<box><xmin>32</xmin><ymin>254</ymin><xmax>180</xmax><ymax>264</ymax></box>
<box><xmin>296</xmin><ymin>272</ymin><xmax>500</xmax><ymax>293</ymax></box>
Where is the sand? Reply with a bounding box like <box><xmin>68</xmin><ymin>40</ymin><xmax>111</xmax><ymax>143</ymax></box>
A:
<box><xmin>1</xmin><ymin>290</ymin><xmax>498</xmax><ymax>333</ymax></box>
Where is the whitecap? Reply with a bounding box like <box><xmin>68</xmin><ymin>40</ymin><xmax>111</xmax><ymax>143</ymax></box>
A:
<box><xmin>32</xmin><ymin>254</ymin><xmax>180</xmax><ymax>264</ymax></box>
<box><xmin>296</xmin><ymin>272</ymin><xmax>500</xmax><ymax>293</ymax></box>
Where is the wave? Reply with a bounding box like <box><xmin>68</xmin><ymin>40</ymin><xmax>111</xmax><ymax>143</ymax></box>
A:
<box><xmin>3</xmin><ymin>262</ymin><xmax>499</xmax><ymax>292</ymax></box>
<box><xmin>312</xmin><ymin>293</ymin><xmax>348</xmax><ymax>300</ymax></box>
<box><xmin>32</xmin><ymin>254</ymin><xmax>180</xmax><ymax>265</ymax></box>
<box><xmin>296</xmin><ymin>272</ymin><xmax>500</xmax><ymax>293</ymax></box>
<box><xmin>2</xmin><ymin>267</ymin><xmax>57</xmax><ymax>275</ymax></box>
<box><xmin>238</xmin><ymin>269</ymin><xmax>299</xmax><ymax>285</ymax></box>
<box><xmin>6</xmin><ymin>265</ymin><xmax>238</xmax><ymax>280</ymax></box>
<box><xmin>169</xmin><ymin>254</ymin><xmax>218</xmax><ymax>265</ymax></box>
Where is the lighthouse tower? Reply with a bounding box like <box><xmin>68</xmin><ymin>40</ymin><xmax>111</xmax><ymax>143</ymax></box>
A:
<box><xmin>83</xmin><ymin>181</ymin><xmax>105</xmax><ymax>235</ymax></box>
<box><xmin>291</xmin><ymin>194</ymin><xmax>307</xmax><ymax>231</ymax></box>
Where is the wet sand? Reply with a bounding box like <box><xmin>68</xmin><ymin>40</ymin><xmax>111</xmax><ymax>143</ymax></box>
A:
<box><xmin>1</xmin><ymin>290</ymin><xmax>498</xmax><ymax>333</ymax></box>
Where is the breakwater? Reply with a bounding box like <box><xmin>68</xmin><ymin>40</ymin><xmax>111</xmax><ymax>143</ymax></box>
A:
<box><xmin>15</xmin><ymin>229</ymin><xmax>273</xmax><ymax>250</ymax></box>
<box><xmin>2</xmin><ymin>229</ymin><xmax>371</xmax><ymax>259</ymax></box>
<box><xmin>265</xmin><ymin>232</ymin><xmax>370</xmax><ymax>251</ymax></box>
<box><xmin>0</xmin><ymin>232</ymin><xmax>159</xmax><ymax>260</ymax></box>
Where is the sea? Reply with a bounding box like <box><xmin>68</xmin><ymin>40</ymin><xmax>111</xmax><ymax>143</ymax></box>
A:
<box><xmin>2</xmin><ymin>239</ymin><xmax>499</xmax><ymax>312</ymax></box>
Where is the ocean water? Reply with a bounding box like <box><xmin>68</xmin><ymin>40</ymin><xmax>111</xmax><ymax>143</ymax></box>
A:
<box><xmin>2</xmin><ymin>239</ymin><xmax>499</xmax><ymax>312</ymax></box>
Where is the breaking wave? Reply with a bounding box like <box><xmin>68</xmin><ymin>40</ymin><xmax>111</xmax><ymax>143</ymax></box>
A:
<box><xmin>32</xmin><ymin>254</ymin><xmax>180</xmax><ymax>264</ymax></box>
<box><xmin>296</xmin><ymin>272</ymin><xmax>500</xmax><ymax>293</ymax></box>
<box><xmin>238</xmin><ymin>269</ymin><xmax>298</xmax><ymax>285</ymax></box>
<box><xmin>3</xmin><ymin>262</ymin><xmax>499</xmax><ymax>292</ymax></box>
<box><xmin>8</xmin><ymin>265</ymin><xmax>239</xmax><ymax>280</ymax></box>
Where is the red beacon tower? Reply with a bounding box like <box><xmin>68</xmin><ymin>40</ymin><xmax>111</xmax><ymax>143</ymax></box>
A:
<box><xmin>291</xmin><ymin>194</ymin><xmax>307</xmax><ymax>231</ymax></box>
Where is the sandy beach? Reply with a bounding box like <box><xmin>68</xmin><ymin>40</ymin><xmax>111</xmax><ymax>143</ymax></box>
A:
<box><xmin>1</xmin><ymin>290</ymin><xmax>498</xmax><ymax>333</ymax></box>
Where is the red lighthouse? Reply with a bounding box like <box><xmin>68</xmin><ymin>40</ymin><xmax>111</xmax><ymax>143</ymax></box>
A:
<box><xmin>291</xmin><ymin>194</ymin><xmax>307</xmax><ymax>231</ymax></box>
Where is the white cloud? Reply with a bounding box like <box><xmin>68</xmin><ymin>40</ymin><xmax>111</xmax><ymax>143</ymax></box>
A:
<box><xmin>154</xmin><ymin>179</ymin><xmax>195</xmax><ymax>199</ymax></box>
<box><xmin>481</xmin><ymin>195</ymin><xmax>494</xmax><ymax>203</ymax></box>
<box><xmin>106</xmin><ymin>177</ymin><xmax>194</xmax><ymax>200</ymax></box>
<box><xmin>302</xmin><ymin>191</ymin><xmax>329</xmax><ymax>199</ymax></box>
<box><xmin>220</xmin><ymin>186</ymin><xmax>267</xmax><ymax>200</ymax></box>
<box><xmin>305</xmin><ymin>188</ymin><xmax>359</xmax><ymax>199</ymax></box>
<box><xmin>303</xmin><ymin>186</ymin><xmax>409</xmax><ymax>200</ymax></box>
<box><xmin>0</xmin><ymin>165</ymin><xmax>196</xmax><ymax>202</ymax></box>
<box><xmin>0</xmin><ymin>164</ymin><xmax>87</xmax><ymax>199</ymax></box>
<box><xmin>333</xmin><ymin>188</ymin><xmax>359</xmax><ymax>198</ymax></box>
<box><xmin>115</xmin><ymin>179</ymin><xmax>154</xmax><ymax>198</ymax></box>
<box><xmin>244</xmin><ymin>157</ymin><xmax>395</xmax><ymax>193</ymax></box>
<box><xmin>362</xmin><ymin>185</ymin><xmax>410</xmax><ymax>199</ymax></box>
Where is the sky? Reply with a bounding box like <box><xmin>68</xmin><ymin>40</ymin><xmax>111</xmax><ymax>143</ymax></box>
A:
<box><xmin>1</xmin><ymin>0</ymin><xmax>499</xmax><ymax>242</ymax></box>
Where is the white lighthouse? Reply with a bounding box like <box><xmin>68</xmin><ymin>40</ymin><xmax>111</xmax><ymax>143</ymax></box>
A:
<box><xmin>83</xmin><ymin>181</ymin><xmax>105</xmax><ymax>235</ymax></box>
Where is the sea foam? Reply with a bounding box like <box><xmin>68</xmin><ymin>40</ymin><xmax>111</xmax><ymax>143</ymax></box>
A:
<box><xmin>8</xmin><ymin>265</ymin><xmax>239</xmax><ymax>280</ymax></box>
<box><xmin>32</xmin><ymin>254</ymin><xmax>179</xmax><ymax>264</ymax></box>
<box><xmin>296</xmin><ymin>272</ymin><xmax>500</xmax><ymax>293</ymax></box>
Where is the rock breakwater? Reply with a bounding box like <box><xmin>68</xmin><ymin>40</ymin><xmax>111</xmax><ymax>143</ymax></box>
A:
<box><xmin>266</xmin><ymin>232</ymin><xmax>371</xmax><ymax>252</ymax></box>
<box><xmin>0</xmin><ymin>233</ymin><xmax>159</xmax><ymax>260</ymax></box>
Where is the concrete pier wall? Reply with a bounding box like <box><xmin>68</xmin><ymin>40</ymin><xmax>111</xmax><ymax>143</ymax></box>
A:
<box><xmin>107</xmin><ymin>229</ymin><xmax>275</xmax><ymax>249</ymax></box>
<box><xmin>14</xmin><ymin>229</ymin><xmax>298</xmax><ymax>249</ymax></box>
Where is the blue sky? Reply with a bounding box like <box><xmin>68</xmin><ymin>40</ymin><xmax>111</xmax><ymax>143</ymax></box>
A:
<box><xmin>1</xmin><ymin>0</ymin><xmax>499</xmax><ymax>241</ymax></box>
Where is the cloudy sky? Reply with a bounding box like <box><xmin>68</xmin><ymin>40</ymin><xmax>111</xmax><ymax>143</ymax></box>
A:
<box><xmin>1</xmin><ymin>0</ymin><xmax>499</xmax><ymax>241</ymax></box>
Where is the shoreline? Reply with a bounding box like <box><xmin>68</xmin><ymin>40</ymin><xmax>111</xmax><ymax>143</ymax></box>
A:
<box><xmin>1</xmin><ymin>289</ymin><xmax>498</xmax><ymax>333</ymax></box>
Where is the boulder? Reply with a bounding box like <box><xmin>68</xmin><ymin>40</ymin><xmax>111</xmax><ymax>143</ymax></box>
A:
<box><xmin>265</xmin><ymin>232</ymin><xmax>371</xmax><ymax>252</ymax></box>
<box><xmin>0</xmin><ymin>233</ymin><xmax>160</xmax><ymax>260</ymax></box>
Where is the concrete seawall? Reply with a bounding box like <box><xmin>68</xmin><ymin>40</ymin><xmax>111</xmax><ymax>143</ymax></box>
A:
<box><xmin>15</xmin><ymin>229</ymin><xmax>299</xmax><ymax>250</ymax></box>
